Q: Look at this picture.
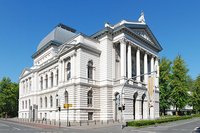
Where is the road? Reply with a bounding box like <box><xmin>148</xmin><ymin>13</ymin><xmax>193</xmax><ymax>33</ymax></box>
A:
<box><xmin>0</xmin><ymin>118</ymin><xmax>199</xmax><ymax>133</ymax></box>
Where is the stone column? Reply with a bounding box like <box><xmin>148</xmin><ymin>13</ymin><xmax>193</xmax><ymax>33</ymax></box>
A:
<box><xmin>120</xmin><ymin>39</ymin><xmax>126</xmax><ymax>83</ymax></box>
<box><xmin>151</xmin><ymin>56</ymin><xmax>155</xmax><ymax>72</ymax></box>
<box><xmin>127</xmin><ymin>44</ymin><xmax>132</xmax><ymax>79</ymax></box>
<box><xmin>136</xmin><ymin>48</ymin><xmax>141</xmax><ymax>83</ymax></box>
<box><xmin>144</xmin><ymin>53</ymin><xmax>148</xmax><ymax>86</ymax></box>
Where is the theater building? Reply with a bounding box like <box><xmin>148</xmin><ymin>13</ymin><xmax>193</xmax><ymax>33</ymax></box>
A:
<box><xmin>18</xmin><ymin>13</ymin><xmax>162</xmax><ymax>122</ymax></box>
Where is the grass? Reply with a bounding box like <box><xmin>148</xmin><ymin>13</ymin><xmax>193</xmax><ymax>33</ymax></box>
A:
<box><xmin>127</xmin><ymin>114</ymin><xmax>200</xmax><ymax>127</ymax></box>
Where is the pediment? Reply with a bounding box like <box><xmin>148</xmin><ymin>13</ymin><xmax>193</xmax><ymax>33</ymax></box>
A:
<box><xmin>20</xmin><ymin>68</ymin><xmax>31</xmax><ymax>78</ymax></box>
<box><xmin>125</xmin><ymin>24</ymin><xmax>162</xmax><ymax>51</ymax></box>
<box><xmin>58</xmin><ymin>44</ymin><xmax>74</xmax><ymax>56</ymax></box>
<box><xmin>131</xmin><ymin>29</ymin><xmax>154</xmax><ymax>43</ymax></box>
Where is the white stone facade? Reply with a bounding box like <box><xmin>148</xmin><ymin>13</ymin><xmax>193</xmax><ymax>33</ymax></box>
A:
<box><xmin>18</xmin><ymin>17</ymin><xmax>162</xmax><ymax>122</ymax></box>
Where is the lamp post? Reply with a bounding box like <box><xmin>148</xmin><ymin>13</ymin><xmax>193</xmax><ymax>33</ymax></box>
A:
<box><xmin>56</xmin><ymin>95</ymin><xmax>61</xmax><ymax>128</ymax></box>
<box><xmin>120</xmin><ymin>70</ymin><xmax>157</xmax><ymax>129</ymax></box>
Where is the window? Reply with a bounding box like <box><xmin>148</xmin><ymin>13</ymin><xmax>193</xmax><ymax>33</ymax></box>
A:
<box><xmin>25</xmin><ymin>100</ymin><xmax>27</xmax><ymax>109</ymax></box>
<box><xmin>88</xmin><ymin>112</ymin><xmax>93</xmax><ymax>120</ymax></box>
<box><xmin>64</xmin><ymin>91</ymin><xmax>68</xmax><ymax>104</ymax></box>
<box><xmin>29</xmin><ymin>79</ymin><xmax>31</xmax><ymax>91</ymax></box>
<box><xmin>50</xmin><ymin>95</ymin><xmax>53</xmax><ymax>108</ymax></box>
<box><xmin>88</xmin><ymin>60</ymin><xmax>93</xmax><ymax>79</ymax></box>
<box><xmin>40</xmin><ymin>98</ymin><xmax>42</xmax><ymax>108</ymax></box>
<box><xmin>22</xmin><ymin>101</ymin><xmax>24</xmax><ymax>109</ymax></box>
<box><xmin>56</xmin><ymin>69</ymin><xmax>59</xmax><ymax>85</ymax></box>
<box><xmin>67</xmin><ymin>62</ymin><xmax>71</xmax><ymax>80</ymax></box>
<box><xmin>56</xmin><ymin>94</ymin><xmax>59</xmax><ymax>107</ymax></box>
<box><xmin>87</xmin><ymin>90</ymin><xmax>93</xmax><ymax>107</ymax></box>
<box><xmin>45</xmin><ymin>97</ymin><xmax>47</xmax><ymax>108</ymax></box>
<box><xmin>45</xmin><ymin>74</ymin><xmax>48</xmax><ymax>89</ymax></box>
<box><xmin>40</xmin><ymin>77</ymin><xmax>43</xmax><ymax>90</ymax></box>
<box><xmin>51</xmin><ymin>72</ymin><xmax>53</xmax><ymax>87</ymax></box>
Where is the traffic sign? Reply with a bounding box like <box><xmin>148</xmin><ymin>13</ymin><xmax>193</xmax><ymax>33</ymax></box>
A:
<box><xmin>64</xmin><ymin>104</ymin><xmax>72</xmax><ymax>108</ymax></box>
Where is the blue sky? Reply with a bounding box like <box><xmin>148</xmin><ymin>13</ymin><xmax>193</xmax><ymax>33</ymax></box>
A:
<box><xmin>0</xmin><ymin>0</ymin><xmax>200</xmax><ymax>82</ymax></box>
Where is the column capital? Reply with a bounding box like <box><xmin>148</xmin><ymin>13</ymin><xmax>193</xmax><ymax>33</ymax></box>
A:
<box><xmin>119</xmin><ymin>38</ymin><xmax>128</xmax><ymax>44</ymax></box>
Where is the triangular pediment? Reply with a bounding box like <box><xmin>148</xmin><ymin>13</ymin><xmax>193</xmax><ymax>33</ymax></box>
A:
<box><xmin>131</xmin><ymin>29</ymin><xmax>154</xmax><ymax>44</ymax></box>
<box><xmin>124</xmin><ymin>24</ymin><xmax>162</xmax><ymax>51</ymax></box>
<box><xmin>20</xmin><ymin>68</ymin><xmax>31</xmax><ymax>78</ymax></box>
<box><xmin>58</xmin><ymin>44</ymin><xmax>74</xmax><ymax>56</ymax></box>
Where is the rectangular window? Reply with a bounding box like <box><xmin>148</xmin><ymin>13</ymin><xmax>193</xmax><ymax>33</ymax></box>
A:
<box><xmin>88</xmin><ymin>112</ymin><xmax>93</xmax><ymax>120</ymax></box>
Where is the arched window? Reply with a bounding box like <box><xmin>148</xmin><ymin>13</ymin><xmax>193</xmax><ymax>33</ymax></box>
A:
<box><xmin>141</xmin><ymin>94</ymin><xmax>146</xmax><ymax>119</ymax></box>
<box><xmin>64</xmin><ymin>91</ymin><xmax>68</xmax><ymax>104</ymax></box>
<box><xmin>87</xmin><ymin>90</ymin><xmax>93</xmax><ymax>107</ymax></box>
<box><xmin>87</xmin><ymin>60</ymin><xmax>93</xmax><ymax>79</ymax></box>
<box><xmin>40</xmin><ymin>77</ymin><xmax>43</xmax><ymax>90</ymax></box>
<box><xmin>56</xmin><ymin>94</ymin><xmax>59</xmax><ymax>107</ymax></box>
<box><xmin>133</xmin><ymin>92</ymin><xmax>138</xmax><ymax>120</ymax></box>
<box><xmin>45</xmin><ymin>74</ymin><xmax>48</xmax><ymax>89</ymax></box>
<box><xmin>22</xmin><ymin>101</ymin><xmax>24</xmax><ymax>109</ymax></box>
<box><xmin>67</xmin><ymin>62</ymin><xmax>71</xmax><ymax>80</ymax></box>
<box><xmin>25</xmin><ymin>100</ymin><xmax>27</xmax><ymax>109</ymax></box>
<box><xmin>40</xmin><ymin>97</ymin><xmax>42</xmax><ymax>108</ymax></box>
<box><xmin>51</xmin><ymin>72</ymin><xmax>54</xmax><ymax>87</ymax></box>
<box><xmin>56</xmin><ymin>69</ymin><xmax>59</xmax><ymax>85</ymax></box>
<box><xmin>45</xmin><ymin>97</ymin><xmax>47</xmax><ymax>108</ymax></box>
<box><xmin>50</xmin><ymin>95</ymin><xmax>53</xmax><ymax>108</ymax></box>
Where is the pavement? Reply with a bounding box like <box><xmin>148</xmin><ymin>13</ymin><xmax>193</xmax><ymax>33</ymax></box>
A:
<box><xmin>0</xmin><ymin>117</ymin><xmax>199</xmax><ymax>133</ymax></box>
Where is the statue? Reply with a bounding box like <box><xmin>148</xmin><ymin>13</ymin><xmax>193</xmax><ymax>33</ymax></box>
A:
<box><xmin>138</xmin><ymin>11</ymin><xmax>145</xmax><ymax>24</ymax></box>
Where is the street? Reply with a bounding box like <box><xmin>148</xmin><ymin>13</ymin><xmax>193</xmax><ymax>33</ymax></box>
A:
<box><xmin>0</xmin><ymin>118</ymin><xmax>199</xmax><ymax>133</ymax></box>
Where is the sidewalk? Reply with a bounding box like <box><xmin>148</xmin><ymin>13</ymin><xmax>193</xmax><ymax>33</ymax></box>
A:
<box><xmin>3</xmin><ymin>118</ymin><xmax>122</xmax><ymax>129</ymax></box>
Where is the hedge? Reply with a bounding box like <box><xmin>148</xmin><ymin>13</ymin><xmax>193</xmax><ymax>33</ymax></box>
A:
<box><xmin>127</xmin><ymin>115</ymin><xmax>199</xmax><ymax>127</ymax></box>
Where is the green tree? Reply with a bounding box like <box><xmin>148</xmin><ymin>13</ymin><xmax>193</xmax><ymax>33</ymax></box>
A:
<box><xmin>171</xmin><ymin>55</ymin><xmax>189</xmax><ymax>115</ymax></box>
<box><xmin>192</xmin><ymin>75</ymin><xmax>200</xmax><ymax>113</ymax></box>
<box><xmin>0</xmin><ymin>77</ymin><xmax>19</xmax><ymax>117</ymax></box>
<box><xmin>159</xmin><ymin>57</ymin><xmax>172</xmax><ymax>115</ymax></box>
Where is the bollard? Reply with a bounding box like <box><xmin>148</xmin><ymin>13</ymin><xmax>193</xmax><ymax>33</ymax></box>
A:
<box><xmin>95</xmin><ymin>120</ymin><xmax>96</xmax><ymax>125</ymax></box>
<box><xmin>80</xmin><ymin>121</ymin><xmax>81</xmax><ymax>126</ymax></box>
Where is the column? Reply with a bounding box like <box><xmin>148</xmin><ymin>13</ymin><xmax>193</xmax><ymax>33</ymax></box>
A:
<box><xmin>127</xmin><ymin>44</ymin><xmax>132</xmax><ymax>79</ymax></box>
<box><xmin>120</xmin><ymin>39</ymin><xmax>126</xmax><ymax>83</ymax></box>
<box><xmin>144</xmin><ymin>53</ymin><xmax>148</xmax><ymax>86</ymax></box>
<box><xmin>151</xmin><ymin>56</ymin><xmax>155</xmax><ymax>72</ymax></box>
<box><xmin>136</xmin><ymin>48</ymin><xmax>141</xmax><ymax>83</ymax></box>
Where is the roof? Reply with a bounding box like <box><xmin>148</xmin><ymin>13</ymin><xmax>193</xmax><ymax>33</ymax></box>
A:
<box><xmin>37</xmin><ymin>23</ymin><xmax>77</xmax><ymax>52</ymax></box>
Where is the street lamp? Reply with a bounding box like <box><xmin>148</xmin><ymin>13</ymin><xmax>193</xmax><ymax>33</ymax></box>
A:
<box><xmin>56</xmin><ymin>95</ymin><xmax>61</xmax><ymax>128</ymax></box>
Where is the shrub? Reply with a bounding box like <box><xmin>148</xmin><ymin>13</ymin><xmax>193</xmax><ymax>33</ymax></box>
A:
<box><xmin>127</xmin><ymin>115</ymin><xmax>197</xmax><ymax>127</ymax></box>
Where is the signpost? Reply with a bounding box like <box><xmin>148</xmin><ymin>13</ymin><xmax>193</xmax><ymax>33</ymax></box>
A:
<box><xmin>64</xmin><ymin>103</ymin><xmax>72</xmax><ymax>126</ymax></box>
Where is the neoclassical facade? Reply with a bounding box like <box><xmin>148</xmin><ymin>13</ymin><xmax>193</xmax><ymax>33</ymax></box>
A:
<box><xmin>18</xmin><ymin>14</ymin><xmax>162</xmax><ymax>122</ymax></box>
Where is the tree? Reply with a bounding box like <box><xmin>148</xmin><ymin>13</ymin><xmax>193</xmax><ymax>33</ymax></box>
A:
<box><xmin>192</xmin><ymin>75</ymin><xmax>200</xmax><ymax>113</ymax></box>
<box><xmin>171</xmin><ymin>55</ymin><xmax>189</xmax><ymax>115</ymax></box>
<box><xmin>0</xmin><ymin>77</ymin><xmax>19</xmax><ymax>117</ymax></box>
<box><xmin>159</xmin><ymin>57</ymin><xmax>172</xmax><ymax>115</ymax></box>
